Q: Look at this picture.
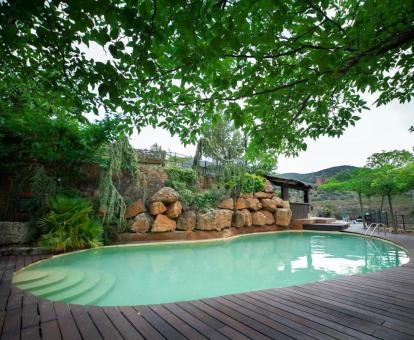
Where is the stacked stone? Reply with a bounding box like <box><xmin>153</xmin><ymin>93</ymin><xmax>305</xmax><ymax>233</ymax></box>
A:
<box><xmin>126</xmin><ymin>180</ymin><xmax>293</xmax><ymax>234</ymax></box>
<box><xmin>126</xmin><ymin>187</ymin><xmax>183</xmax><ymax>233</ymax></box>
<box><xmin>211</xmin><ymin>179</ymin><xmax>292</xmax><ymax>229</ymax></box>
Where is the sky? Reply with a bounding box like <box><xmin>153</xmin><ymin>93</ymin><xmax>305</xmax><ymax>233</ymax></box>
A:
<box><xmin>129</xmin><ymin>97</ymin><xmax>413</xmax><ymax>174</ymax></box>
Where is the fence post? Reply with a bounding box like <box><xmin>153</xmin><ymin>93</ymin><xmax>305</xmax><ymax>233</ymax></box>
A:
<box><xmin>402</xmin><ymin>215</ymin><xmax>406</xmax><ymax>231</ymax></box>
<box><xmin>385</xmin><ymin>211</ymin><xmax>389</xmax><ymax>227</ymax></box>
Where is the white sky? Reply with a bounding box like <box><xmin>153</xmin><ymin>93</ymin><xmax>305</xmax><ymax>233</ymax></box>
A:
<box><xmin>129</xmin><ymin>97</ymin><xmax>413</xmax><ymax>174</ymax></box>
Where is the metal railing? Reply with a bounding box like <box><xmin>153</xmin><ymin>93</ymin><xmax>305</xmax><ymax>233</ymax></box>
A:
<box><xmin>365</xmin><ymin>222</ymin><xmax>387</xmax><ymax>238</ymax></box>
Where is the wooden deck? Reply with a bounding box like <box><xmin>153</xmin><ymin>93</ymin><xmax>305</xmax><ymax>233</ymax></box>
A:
<box><xmin>2</xmin><ymin>230</ymin><xmax>414</xmax><ymax>339</ymax></box>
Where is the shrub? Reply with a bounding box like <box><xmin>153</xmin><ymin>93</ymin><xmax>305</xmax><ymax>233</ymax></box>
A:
<box><xmin>166</xmin><ymin>167</ymin><xmax>197</xmax><ymax>187</ymax></box>
<box><xmin>230</xmin><ymin>173</ymin><xmax>265</xmax><ymax>193</ymax></box>
<box><xmin>39</xmin><ymin>196</ymin><xmax>102</xmax><ymax>252</ymax></box>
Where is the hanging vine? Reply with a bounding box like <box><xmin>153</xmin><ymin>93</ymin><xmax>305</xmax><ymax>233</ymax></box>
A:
<box><xmin>98</xmin><ymin>136</ymin><xmax>140</xmax><ymax>232</ymax></box>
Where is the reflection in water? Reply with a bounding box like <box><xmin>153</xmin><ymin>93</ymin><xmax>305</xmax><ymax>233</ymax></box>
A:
<box><xmin>17</xmin><ymin>232</ymin><xmax>408</xmax><ymax>306</ymax></box>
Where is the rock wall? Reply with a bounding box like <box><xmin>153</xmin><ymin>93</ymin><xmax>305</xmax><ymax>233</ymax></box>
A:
<box><xmin>0</xmin><ymin>222</ymin><xmax>32</xmax><ymax>245</ymax></box>
<box><xmin>123</xmin><ymin>180</ymin><xmax>294</xmax><ymax>238</ymax></box>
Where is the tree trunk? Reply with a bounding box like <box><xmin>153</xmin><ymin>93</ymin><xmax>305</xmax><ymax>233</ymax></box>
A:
<box><xmin>387</xmin><ymin>193</ymin><xmax>397</xmax><ymax>232</ymax></box>
<box><xmin>368</xmin><ymin>195</ymin><xmax>372</xmax><ymax>215</ymax></box>
<box><xmin>380</xmin><ymin>193</ymin><xmax>385</xmax><ymax>211</ymax></box>
<box><xmin>358</xmin><ymin>192</ymin><xmax>365</xmax><ymax>228</ymax></box>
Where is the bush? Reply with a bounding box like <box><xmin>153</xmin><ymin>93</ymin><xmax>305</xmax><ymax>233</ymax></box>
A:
<box><xmin>166</xmin><ymin>167</ymin><xmax>197</xmax><ymax>187</ymax></box>
<box><xmin>230</xmin><ymin>173</ymin><xmax>265</xmax><ymax>193</ymax></box>
<box><xmin>39</xmin><ymin>196</ymin><xmax>102</xmax><ymax>252</ymax></box>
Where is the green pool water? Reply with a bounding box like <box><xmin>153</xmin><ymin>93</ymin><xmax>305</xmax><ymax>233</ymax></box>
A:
<box><xmin>13</xmin><ymin>231</ymin><xmax>408</xmax><ymax>306</ymax></box>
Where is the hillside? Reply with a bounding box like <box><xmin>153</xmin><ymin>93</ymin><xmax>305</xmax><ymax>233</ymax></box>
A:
<box><xmin>279</xmin><ymin>165</ymin><xmax>358</xmax><ymax>184</ymax></box>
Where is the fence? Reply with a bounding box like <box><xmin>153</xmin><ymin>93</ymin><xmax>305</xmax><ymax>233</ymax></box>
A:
<box><xmin>135</xmin><ymin>149</ymin><xmax>247</xmax><ymax>177</ymax></box>
<box><xmin>370</xmin><ymin>209</ymin><xmax>414</xmax><ymax>230</ymax></box>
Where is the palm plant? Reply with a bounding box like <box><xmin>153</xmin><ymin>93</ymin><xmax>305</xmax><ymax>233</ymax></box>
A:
<box><xmin>39</xmin><ymin>196</ymin><xmax>102</xmax><ymax>252</ymax></box>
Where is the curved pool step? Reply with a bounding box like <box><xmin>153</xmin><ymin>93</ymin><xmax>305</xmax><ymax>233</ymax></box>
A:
<box><xmin>16</xmin><ymin>270</ymin><xmax>67</xmax><ymax>290</ymax></box>
<box><xmin>71</xmin><ymin>273</ymin><xmax>116</xmax><ymax>305</ymax></box>
<box><xmin>31</xmin><ymin>271</ymin><xmax>85</xmax><ymax>297</ymax></box>
<box><xmin>13</xmin><ymin>270</ymin><xmax>48</xmax><ymax>285</ymax></box>
<box><xmin>45</xmin><ymin>271</ymin><xmax>103</xmax><ymax>303</ymax></box>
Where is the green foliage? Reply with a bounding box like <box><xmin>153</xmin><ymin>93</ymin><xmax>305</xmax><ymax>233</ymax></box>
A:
<box><xmin>166</xmin><ymin>167</ymin><xmax>197</xmax><ymax>188</ymax></box>
<box><xmin>2</xmin><ymin>1</ymin><xmax>414</xmax><ymax>156</ymax></box>
<box><xmin>193</xmin><ymin>191</ymin><xmax>217</xmax><ymax>210</ymax></box>
<box><xmin>39</xmin><ymin>196</ymin><xmax>102</xmax><ymax>252</ymax></box>
<box><xmin>198</xmin><ymin>119</ymin><xmax>245</xmax><ymax>162</ymax></box>
<box><xmin>29</xmin><ymin>166</ymin><xmax>57</xmax><ymax>218</ymax></box>
<box><xmin>229</xmin><ymin>173</ymin><xmax>265</xmax><ymax>193</ymax></box>
<box><xmin>0</xmin><ymin>108</ymin><xmax>119</xmax><ymax>174</ymax></box>
<box><xmin>99</xmin><ymin>136</ymin><xmax>139</xmax><ymax>232</ymax></box>
<box><xmin>366</xmin><ymin>150</ymin><xmax>414</xmax><ymax>169</ymax></box>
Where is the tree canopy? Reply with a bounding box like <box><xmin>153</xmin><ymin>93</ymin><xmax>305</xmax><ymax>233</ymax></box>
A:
<box><xmin>2</xmin><ymin>0</ymin><xmax>414</xmax><ymax>157</ymax></box>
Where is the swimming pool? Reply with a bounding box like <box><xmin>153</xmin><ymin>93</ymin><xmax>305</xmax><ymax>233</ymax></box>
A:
<box><xmin>13</xmin><ymin>231</ymin><xmax>408</xmax><ymax>306</ymax></box>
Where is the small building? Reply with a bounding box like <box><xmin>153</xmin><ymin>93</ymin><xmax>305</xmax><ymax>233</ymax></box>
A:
<box><xmin>265</xmin><ymin>175</ymin><xmax>313</xmax><ymax>220</ymax></box>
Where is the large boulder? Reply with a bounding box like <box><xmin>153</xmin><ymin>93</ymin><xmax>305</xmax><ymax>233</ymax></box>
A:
<box><xmin>217</xmin><ymin>198</ymin><xmax>234</xmax><ymax>210</ymax></box>
<box><xmin>151</xmin><ymin>214</ymin><xmax>177</xmax><ymax>232</ymax></box>
<box><xmin>272</xmin><ymin>196</ymin><xmax>285</xmax><ymax>207</ymax></box>
<box><xmin>232</xmin><ymin>211</ymin><xmax>245</xmax><ymax>228</ymax></box>
<box><xmin>176</xmin><ymin>210</ymin><xmax>196</xmax><ymax>231</ymax></box>
<box><xmin>215</xmin><ymin>209</ymin><xmax>233</xmax><ymax>230</ymax></box>
<box><xmin>264</xmin><ymin>179</ymin><xmax>274</xmax><ymax>193</ymax></box>
<box><xmin>150</xmin><ymin>187</ymin><xmax>179</xmax><ymax>204</ymax></box>
<box><xmin>241</xmin><ymin>192</ymin><xmax>254</xmax><ymax>199</ymax></box>
<box><xmin>240</xmin><ymin>209</ymin><xmax>252</xmax><ymax>226</ymax></box>
<box><xmin>235</xmin><ymin>197</ymin><xmax>247</xmax><ymax>210</ymax></box>
<box><xmin>149</xmin><ymin>201</ymin><xmax>167</xmax><ymax>215</ymax></box>
<box><xmin>261</xmin><ymin>210</ymin><xmax>275</xmax><ymax>225</ymax></box>
<box><xmin>245</xmin><ymin>198</ymin><xmax>262</xmax><ymax>211</ymax></box>
<box><xmin>255</xmin><ymin>191</ymin><xmax>273</xmax><ymax>199</ymax></box>
<box><xmin>261</xmin><ymin>198</ymin><xmax>277</xmax><ymax>212</ymax></box>
<box><xmin>196</xmin><ymin>209</ymin><xmax>232</xmax><ymax>231</ymax></box>
<box><xmin>251</xmin><ymin>211</ymin><xmax>267</xmax><ymax>226</ymax></box>
<box><xmin>196</xmin><ymin>209</ymin><xmax>217</xmax><ymax>231</ymax></box>
<box><xmin>130</xmin><ymin>213</ymin><xmax>153</xmax><ymax>233</ymax></box>
<box><xmin>275</xmin><ymin>208</ymin><xmax>292</xmax><ymax>227</ymax></box>
<box><xmin>124</xmin><ymin>199</ymin><xmax>145</xmax><ymax>219</ymax></box>
<box><xmin>281</xmin><ymin>200</ymin><xmax>290</xmax><ymax>208</ymax></box>
<box><xmin>166</xmin><ymin>201</ymin><xmax>183</xmax><ymax>219</ymax></box>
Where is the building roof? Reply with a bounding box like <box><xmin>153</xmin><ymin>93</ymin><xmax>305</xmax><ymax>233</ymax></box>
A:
<box><xmin>265</xmin><ymin>175</ymin><xmax>314</xmax><ymax>191</ymax></box>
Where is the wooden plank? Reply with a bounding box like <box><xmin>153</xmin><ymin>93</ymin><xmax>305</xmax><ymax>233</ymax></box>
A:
<box><xmin>1</xmin><ymin>307</ymin><xmax>21</xmax><ymax>340</ymax></box>
<box><xmin>293</xmin><ymin>283</ymin><xmax>414</xmax><ymax>323</ymax></box>
<box><xmin>232</xmin><ymin>293</ymin><xmax>348</xmax><ymax>340</ymax></box>
<box><xmin>119</xmin><ymin>306</ymin><xmax>164</xmax><ymax>339</ymax></box>
<box><xmin>214</xmin><ymin>296</ymin><xmax>313</xmax><ymax>340</ymax></box>
<box><xmin>41</xmin><ymin>320</ymin><xmax>62</xmax><ymax>340</ymax></box>
<box><xmin>22</xmin><ymin>302</ymin><xmax>39</xmax><ymax>329</ymax></box>
<box><xmin>134</xmin><ymin>305</ymin><xmax>183</xmax><ymax>340</ymax></box>
<box><xmin>163</xmin><ymin>303</ymin><xmax>228</xmax><ymax>340</ymax></box>
<box><xmin>271</xmin><ymin>287</ymin><xmax>414</xmax><ymax>339</ymax></box>
<box><xmin>21</xmin><ymin>325</ymin><xmax>41</xmax><ymax>340</ymax></box>
<box><xmin>293</xmin><ymin>282</ymin><xmax>414</xmax><ymax>321</ymax></box>
<box><xmin>281</xmin><ymin>286</ymin><xmax>414</xmax><ymax>334</ymax></box>
<box><xmin>202</xmin><ymin>297</ymin><xmax>293</xmax><ymax>340</ymax></box>
<box><xmin>190</xmin><ymin>300</ymin><xmax>270</xmax><ymax>340</ymax></box>
<box><xmin>69</xmin><ymin>305</ymin><xmax>102</xmax><ymax>340</ymax></box>
<box><xmin>38</xmin><ymin>300</ymin><xmax>57</xmax><ymax>323</ymax></box>
<box><xmin>103</xmin><ymin>306</ymin><xmax>143</xmax><ymax>340</ymax></box>
<box><xmin>150</xmin><ymin>304</ymin><xmax>208</xmax><ymax>340</ymax></box>
<box><xmin>176</xmin><ymin>301</ymin><xmax>225</xmax><ymax>330</ymax></box>
<box><xmin>53</xmin><ymin>303</ymin><xmax>82</xmax><ymax>340</ymax></box>
<box><xmin>255</xmin><ymin>290</ymin><xmax>378</xmax><ymax>340</ymax></box>
<box><xmin>86</xmin><ymin>306</ymin><xmax>122</xmax><ymax>340</ymax></box>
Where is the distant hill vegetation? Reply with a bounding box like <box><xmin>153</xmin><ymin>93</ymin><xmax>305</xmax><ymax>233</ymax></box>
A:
<box><xmin>279</xmin><ymin>165</ymin><xmax>358</xmax><ymax>184</ymax></box>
